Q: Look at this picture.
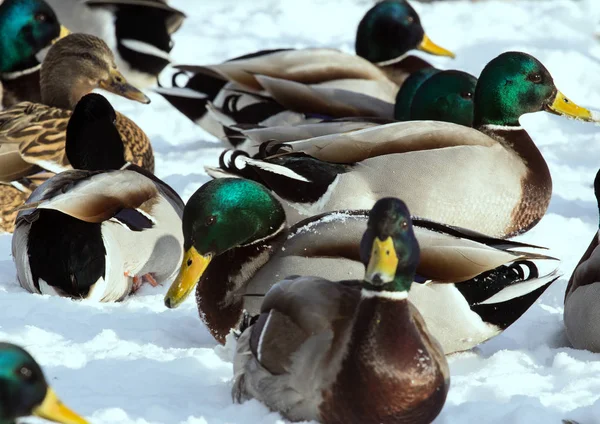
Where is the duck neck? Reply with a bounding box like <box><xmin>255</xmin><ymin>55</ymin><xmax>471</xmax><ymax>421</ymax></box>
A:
<box><xmin>196</xmin><ymin>225</ymin><xmax>289</xmax><ymax>344</ymax></box>
<box><xmin>479</xmin><ymin>124</ymin><xmax>552</xmax><ymax>236</ymax></box>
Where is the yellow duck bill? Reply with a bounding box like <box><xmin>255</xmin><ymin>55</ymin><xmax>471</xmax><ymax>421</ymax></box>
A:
<box><xmin>33</xmin><ymin>387</ymin><xmax>88</xmax><ymax>424</ymax></box>
<box><xmin>51</xmin><ymin>26</ymin><xmax>71</xmax><ymax>44</ymax></box>
<box><xmin>164</xmin><ymin>247</ymin><xmax>212</xmax><ymax>309</ymax></box>
<box><xmin>99</xmin><ymin>68</ymin><xmax>151</xmax><ymax>104</ymax></box>
<box><xmin>418</xmin><ymin>34</ymin><xmax>456</xmax><ymax>58</ymax></box>
<box><xmin>547</xmin><ymin>90</ymin><xmax>594</xmax><ymax>122</ymax></box>
<box><xmin>365</xmin><ymin>237</ymin><xmax>399</xmax><ymax>284</ymax></box>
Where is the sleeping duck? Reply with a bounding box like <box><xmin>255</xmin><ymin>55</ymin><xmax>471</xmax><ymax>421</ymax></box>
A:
<box><xmin>206</xmin><ymin>51</ymin><xmax>597</xmax><ymax>238</ymax></box>
<box><xmin>0</xmin><ymin>342</ymin><xmax>88</xmax><ymax>424</ymax></box>
<box><xmin>0</xmin><ymin>0</ymin><xmax>70</xmax><ymax>109</ymax></box>
<box><xmin>45</xmin><ymin>0</ymin><xmax>186</xmax><ymax>88</ymax></box>
<box><xmin>0</xmin><ymin>32</ymin><xmax>154</xmax><ymax>233</ymax></box>
<box><xmin>164</xmin><ymin>178</ymin><xmax>560</xmax><ymax>354</ymax></box>
<box><xmin>564</xmin><ymin>168</ymin><xmax>600</xmax><ymax>351</ymax></box>
<box><xmin>232</xmin><ymin>197</ymin><xmax>450</xmax><ymax>424</ymax></box>
<box><xmin>154</xmin><ymin>0</ymin><xmax>454</xmax><ymax>136</ymax></box>
<box><xmin>12</xmin><ymin>93</ymin><xmax>184</xmax><ymax>302</ymax></box>
<box><xmin>204</xmin><ymin>68</ymin><xmax>477</xmax><ymax>152</ymax></box>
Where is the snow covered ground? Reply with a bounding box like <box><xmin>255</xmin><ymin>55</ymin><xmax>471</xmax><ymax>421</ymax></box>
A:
<box><xmin>3</xmin><ymin>0</ymin><xmax>600</xmax><ymax>423</ymax></box>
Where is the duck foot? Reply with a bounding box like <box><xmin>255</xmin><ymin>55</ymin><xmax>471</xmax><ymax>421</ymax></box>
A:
<box><xmin>128</xmin><ymin>272</ymin><xmax>159</xmax><ymax>293</ymax></box>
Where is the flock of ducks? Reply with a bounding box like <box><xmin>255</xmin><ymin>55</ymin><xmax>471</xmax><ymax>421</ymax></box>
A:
<box><xmin>0</xmin><ymin>0</ymin><xmax>599</xmax><ymax>423</ymax></box>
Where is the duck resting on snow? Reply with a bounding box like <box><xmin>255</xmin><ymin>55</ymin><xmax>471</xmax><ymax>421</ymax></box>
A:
<box><xmin>206</xmin><ymin>51</ymin><xmax>597</xmax><ymax>239</ymax></box>
<box><xmin>164</xmin><ymin>178</ymin><xmax>560</xmax><ymax>354</ymax></box>
<box><xmin>232</xmin><ymin>197</ymin><xmax>450</xmax><ymax>424</ymax></box>
<box><xmin>12</xmin><ymin>93</ymin><xmax>184</xmax><ymax>302</ymax></box>
<box><xmin>154</xmin><ymin>0</ymin><xmax>455</xmax><ymax>138</ymax></box>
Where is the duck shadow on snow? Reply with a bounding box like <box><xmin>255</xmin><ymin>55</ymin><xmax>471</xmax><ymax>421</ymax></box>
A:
<box><xmin>151</xmin><ymin>135</ymin><xmax>224</xmax><ymax>156</ymax></box>
<box><xmin>547</xmin><ymin>195</ymin><xmax>598</xmax><ymax>225</ymax></box>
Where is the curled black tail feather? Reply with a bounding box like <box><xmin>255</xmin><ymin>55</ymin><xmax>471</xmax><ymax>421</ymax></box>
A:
<box><xmin>217</xmin><ymin>150</ymin><xmax>266</xmax><ymax>184</ymax></box>
<box><xmin>456</xmin><ymin>260</ymin><xmax>539</xmax><ymax>305</ymax></box>
<box><xmin>456</xmin><ymin>260</ymin><xmax>556</xmax><ymax>330</ymax></box>
<box><xmin>257</xmin><ymin>139</ymin><xmax>292</xmax><ymax>158</ymax></box>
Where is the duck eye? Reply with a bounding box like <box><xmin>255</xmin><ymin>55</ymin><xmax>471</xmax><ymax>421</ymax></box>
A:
<box><xmin>405</xmin><ymin>16</ymin><xmax>414</xmax><ymax>24</ymax></box>
<box><xmin>460</xmin><ymin>91</ymin><xmax>473</xmax><ymax>99</ymax></box>
<box><xmin>34</xmin><ymin>12</ymin><xmax>48</xmax><ymax>22</ymax></box>
<box><xmin>528</xmin><ymin>73</ymin><xmax>542</xmax><ymax>84</ymax></box>
<box><xmin>16</xmin><ymin>365</ymin><xmax>35</xmax><ymax>382</ymax></box>
<box><xmin>400</xmin><ymin>220</ymin><xmax>408</xmax><ymax>230</ymax></box>
<box><xmin>205</xmin><ymin>216</ymin><xmax>216</xmax><ymax>226</ymax></box>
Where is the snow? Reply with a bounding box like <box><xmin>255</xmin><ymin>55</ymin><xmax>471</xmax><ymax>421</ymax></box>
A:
<box><xmin>3</xmin><ymin>0</ymin><xmax>600</xmax><ymax>423</ymax></box>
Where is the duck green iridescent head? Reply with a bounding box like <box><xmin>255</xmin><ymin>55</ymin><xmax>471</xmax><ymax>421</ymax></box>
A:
<box><xmin>360</xmin><ymin>198</ymin><xmax>419</xmax><ymax>293</ymax></box>
<box><xmin>164</xmin><ymin>178</ymin><xmax>286</xmax><ymax>308</ymax></box>
<box><xmin>0</xmin><ymin>342</ymin><xmax>88</xmax><ymax>424</ymax></box>
<box><xmin>473</xmin><ymin>51</ymin><xmax>594</xmax><ymax>127</ymax></box>
<box><xmin>394</xmin><ymin>67</ymin><xmax>440</xmax><ymax>121</ymax></box>
<box><xmin>0</xmin><ymin>0</ymin><xmax>69</xmax><ymax>74</ymax></box>
<box><xmin>355</xmin><ymin>0</ymin><xmax>455</xmax><ymax>65</ymax></box>
<box><xmin>409</xmin><ymin>70</ymin><xmax>477</xmax><ymax>127</ymax></box>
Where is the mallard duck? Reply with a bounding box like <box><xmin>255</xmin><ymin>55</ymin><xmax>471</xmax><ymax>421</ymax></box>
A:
<box><xmin>0</xmin><ymin>0</ymin><xmax>70</xmax><ymax>109</ymax></box>
<box><xmin>206</xmin><ymin>51</ymin><xmax>596</xmax><ymax>238</ymax></box>
<box><xmin>154</xmin><ymin>0</ymin><xmax>454</xmax><ymax>135</ymax></box>
<box><xmin>564</xmin><ymin>169</ymin><xmax>600</xmax><ymax>351</ymax></box>
<box><xmin>164</xmin><ymin>178</ymin><xmax>559</xmax><ymax>354</ymax></box>
<box><xmin>232</xmin><ymin>197</ymin><xmax>449</xmax><ymax>424</ymax></box>
<box><xmin>45</xmin><ymin>0</ymin><xmax>186</xmax><ymax>88</ymax></box>
<box><xmin>12</xmin><ymin>93</ymin><xmax>184</xmax><ymax>302</ymax></box>
<box><xmin>202</xmin><ymin>68</ymin><xmax>477</xmax><ymax>152</ymax></box>
<box><xmin>0</xmin><ymin>32</ymin><xmax>153</xmax><ymax>233</ymax></box>
<box><xmin>0</xmin><ymin>342</ymin><xmax>88</xmax><ymax>424</ymax></box>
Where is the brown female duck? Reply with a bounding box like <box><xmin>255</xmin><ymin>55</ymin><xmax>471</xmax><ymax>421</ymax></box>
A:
<box><xmin>0</xmin><ymin>33</ymin><xmax>152</xmax><ymax>232</ymax></box>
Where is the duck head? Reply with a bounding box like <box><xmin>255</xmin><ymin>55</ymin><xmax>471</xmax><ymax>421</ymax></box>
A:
<box><xmin>360</xmin><ymin>198</ymin><xmax>419</xmax><ymax>293</ymax></box>
<box><xmin>473</xmin><ymin>51</ymin><xmax>594</xmax><ymax>127</ymax></box>
<box><xmin>409</xmin><ymin>69</ymin><xmax>477</xmax><ymax>126</ymax></box>
<box><xmin>0</xmin><ymin>0</ymin><xmax>69</xmax><ymax>74</ymax></box>
<box><xmin>394</xmin><ymin>67</ymin><xmax>440</xmax><ymax>120</ymax></box>
<box><xmin>0</xmin><ymin>342</ymin><xmax>87</xmax><ymax>424</ymax></box>
<box><xmin>40</xmin><ymin>33</ymin><xmax>151</xmax><ymax>109</ymax></box>
<box><xmin>66</xmin><ymin>93</ymin><xmax>126</xmax><ymax>171</ymax></box>
<box><xmin>355</xmin><ymin>0</ymin><xmax>454</xmax><ymax>65</ymax></box>
<box><xmin>164</xmin><ymin>178</ymin><xmax>286</xmax><ymax>308</ymax></box>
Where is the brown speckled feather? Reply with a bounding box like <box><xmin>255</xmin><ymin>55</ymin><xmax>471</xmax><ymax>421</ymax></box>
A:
<box><xmin>0</xmin><ymin>102</ymin><xmax>153</xmax><ymax>232</ymax></box>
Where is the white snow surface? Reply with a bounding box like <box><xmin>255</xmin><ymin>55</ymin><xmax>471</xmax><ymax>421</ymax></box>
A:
<box><xmin>5</xmin><ymin>0</ymin><xmax>600</xmax><ymax>423</ymax></box>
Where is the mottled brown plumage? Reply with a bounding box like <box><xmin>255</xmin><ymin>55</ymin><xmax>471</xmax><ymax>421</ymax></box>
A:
<box><xmin>0</xmin><ymin>33</ymin><xmax>152</xmax><ymax>233</ymax></box>
<box><xmin>320</xmin><ymin>299</ymin><xmax>449</xmax><ymax>424</ymax></box>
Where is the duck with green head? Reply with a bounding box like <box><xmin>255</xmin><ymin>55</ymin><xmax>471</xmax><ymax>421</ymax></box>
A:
<box><xmin>232</xmin><ymin>197</ymin><xmax>450</xmax><ymax>424</ymax></box>
<box><xmin>205</xmin><ymin>51</ymin><xmax>596</xmax><ymax>239</ymax></box>
<box><xmin>407</xmin><ymin>69</ymin><xmax>478</xmax><ymax>126</ymax></box>
<box><xmin>0</xmin><ymin>342</ymin><xmax>87</xmax><ymax>424</ymax></box>
<box><xmin>0</xmin><ymin>0</ymin><xmax>70</xmax><ymax>108</ymax></box>
<box><xmin>153</xmin><ymin>0</ymin><xmax>454</xmax><ymax>140</ymax></box>
<box><xmin>164</xmin><ymin>178</ymin><xmax>559</xmax><ymax>354</ymax></box>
